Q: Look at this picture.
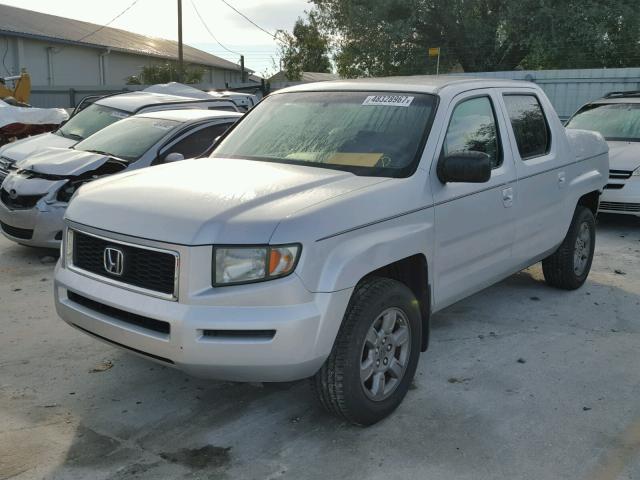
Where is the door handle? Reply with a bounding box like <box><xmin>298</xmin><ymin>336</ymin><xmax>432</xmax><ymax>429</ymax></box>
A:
<box><xmin>558</xmin><ymin>171</ymin><xmax>566</xmax><ymax>187</ymax></box>
<box><xmin>502</xmin><ymin>187</ymin><xmax>514</xmax><ymax>208</ymax></box>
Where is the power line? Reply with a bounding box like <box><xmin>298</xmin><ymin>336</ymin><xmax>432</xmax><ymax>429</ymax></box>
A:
<box><xmin>219</xmin><ymin>0</ymin><xmax>281</xmax><ymax>42</ymax></box>
<box><xmin>74</xmin><ymin>0</ymin><xmax>141</xmax><ymax>44</ymax></box>
<box><xmin>190</xmin><ymin>0</ymin><xmax>242</xmax><ymax>56</ymax></box>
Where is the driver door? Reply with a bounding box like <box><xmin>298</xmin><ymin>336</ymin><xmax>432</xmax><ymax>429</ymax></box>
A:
<box><xmin>430</xmin><ymin>91</ymin><xmax>517</xmax><ymax>310</ymax></box>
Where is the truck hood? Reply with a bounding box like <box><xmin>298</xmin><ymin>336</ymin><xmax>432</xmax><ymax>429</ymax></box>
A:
<box><xmin>16</xmin><ymin>147</ymin><xmax>115</xmax><ymax>177</ymax></box>
<box><xmin>0</xmin><ymin>132</ymin><xmax>75</xmax><ymax>162</ymax></box>
<box><xmin>607</xmin><ymin>141</ymin><xmax>640</xmax><ymax>172</ymax></box>
<box><xmin>66</xmin><ymin>158</ymin><xmax>388</xmax><ymax>245</ymax></box>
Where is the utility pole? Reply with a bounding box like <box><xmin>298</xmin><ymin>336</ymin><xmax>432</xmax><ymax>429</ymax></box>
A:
<box><xmin>177</xmin><ymin>0</ymin><xmax>184</xmax><ymax>82</ymax></box>
<box><xmin>240</xmin><ymin>55</ymin><xmax>246</xmax><ymax>84</ymax></box>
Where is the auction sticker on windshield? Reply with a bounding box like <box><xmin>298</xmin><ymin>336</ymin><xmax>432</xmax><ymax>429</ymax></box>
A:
<box><xmin>362</xmin><ymin>95</ymin><xmax>414</xmax><ymax>107</ymax></box>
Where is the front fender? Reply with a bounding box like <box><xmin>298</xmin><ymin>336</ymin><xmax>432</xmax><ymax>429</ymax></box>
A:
<box><xmin>297</xmin><ymin>208</ymin><xmax>435</xmax><ymax>294</ymax></box>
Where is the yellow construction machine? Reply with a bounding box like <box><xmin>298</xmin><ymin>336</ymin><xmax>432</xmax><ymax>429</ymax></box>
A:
<box><xmin>0</xmin><ymin>69</ymin><xmax>31</xmax><ymax>105</ymax></box>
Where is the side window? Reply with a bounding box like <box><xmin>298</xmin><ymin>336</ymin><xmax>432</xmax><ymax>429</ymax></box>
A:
<box><xmin>442</xmin><ymin>96</ymin><xmax>502</xmax><ymax>168</ymax></box>
<box><xmin>165</xmin><ymin>123</ymin><xmax>233</xmax><ymax>159</ymax></box>
<box><xmin>503</xmin><ymin>95</ymin><xmax>551</xmax><ymax>159</ymax></box>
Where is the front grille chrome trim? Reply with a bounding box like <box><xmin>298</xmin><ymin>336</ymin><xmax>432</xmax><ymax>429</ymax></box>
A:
<box><xmin>68</xmin><ymin>228</ymin><xmax>180</xmax><ymax>302</ymax></box>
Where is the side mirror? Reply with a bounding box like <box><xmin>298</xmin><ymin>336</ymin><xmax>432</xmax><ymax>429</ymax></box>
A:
<box><xmin>438</xmin><ymin>151</ymin><xmax>492</xmax><ymax>183</ymax></box>
<box><xmin>164</xmin><ymin>152</ymin><xmax>185</xmax><ymax>163</ymax></box>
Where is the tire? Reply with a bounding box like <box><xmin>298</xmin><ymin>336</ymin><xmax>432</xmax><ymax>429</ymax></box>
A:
<box><xmin>311</xmin><ymin>277</ymin><xmax>422</xmax><ymax>426</ymax></box>
<box><xmin>542</xmin><ymin>206</ymin><xmax>596</xmax><ymax>290</ymax></box>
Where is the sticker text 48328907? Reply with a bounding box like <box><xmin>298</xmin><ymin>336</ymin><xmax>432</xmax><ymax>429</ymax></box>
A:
<box><xmin>362</xmin><ymin>95</ymin><xmax>415</xmax><ymax>107</ymax></box>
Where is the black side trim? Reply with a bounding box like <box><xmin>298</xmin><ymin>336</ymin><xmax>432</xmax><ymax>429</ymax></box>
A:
<box><xmin>67</xmin><ymin>291</ymin><xmax>170</xmax><ymax>335</ymax></box>
<box><xmin>202</xmin><ymin>329</ymin><xmax>276</xmax><ymax>340</ymax></box>
<box><xmin>70</xmin><ymin>323</ymin><xmax>174</xmax><ymax>365</ymax></box>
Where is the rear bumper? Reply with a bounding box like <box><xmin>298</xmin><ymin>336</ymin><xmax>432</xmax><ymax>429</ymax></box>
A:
<box><xmin>54</xmin><ymin>261</ymin><xmax>352</xmax><ymax>382</ymax></box>
<box><xmin>0</xmin><ymin>200</ymin><xmax>65</xmax><ymax>248</ymax></box>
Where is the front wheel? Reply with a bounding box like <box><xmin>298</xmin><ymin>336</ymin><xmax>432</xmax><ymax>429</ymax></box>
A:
<box><xmin>311</xmin><ymin>277</ymin><xmax>422</xmax><ymax>426</ymax></box>
<box><xmin>542</xmin><ymin>206</ymin><xmax>596</xmax><ymax>290</ymax></box>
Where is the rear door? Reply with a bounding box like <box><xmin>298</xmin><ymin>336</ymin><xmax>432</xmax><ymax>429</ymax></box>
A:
<box><xmin>497</xmin><ymin>91</ymin><xmax>564</xmax><ymax>267</ymax></box>
<box><xmin>431</xmin><ymin>90</ymin><xmax>517</xmax><ymax>309</ymax></box>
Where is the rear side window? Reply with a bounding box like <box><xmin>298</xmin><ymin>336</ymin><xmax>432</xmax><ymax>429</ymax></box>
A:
<box><xmin>166</xmin><ymin>123</ymin><xmax>234</xmax><ymax>159</ymax></box>
<box><xmin>503</xmin><ymin>95</ymin><xmax>551</xmax><ymax>159</ymax></box>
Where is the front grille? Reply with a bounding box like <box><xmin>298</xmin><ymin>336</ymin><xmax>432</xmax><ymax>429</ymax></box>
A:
<box><xmin>72</xmin><ymin>231</ymin><xmax>177</xmax><ymax>297</ymax></box>
<box><xmin>604</xmin><ymin>183</ymin><xmax>625</xmax><ymax>190</ymax></box>
<box><xmin>0</xmin><ymin>221</ymin><xmax>33</xmax><ymax>239</ymax></box>
<box><xmin>1</xmin><ymin>188</ymin><xmax>44</xmax><ymax>210</ymax></box>
<box><xmin>609</xmin><ymin>169</ymin><xmax>633</xmax><ymax>180</ymax></box>
<box><xmin>67</xmin><ymin>291</ymin><xmax>170</xmax><ymax>335</ymax></box>
<box><xmin>600</xmin><ymin>201</ymin><xmax>640</xmax><ymax>212</ymax></box>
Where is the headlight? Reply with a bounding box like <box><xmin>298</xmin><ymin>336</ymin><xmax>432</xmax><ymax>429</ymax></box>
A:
<box><xmin>632</xmin><ymin>167</ymin><xmax>640</xmax><ymax>177</ymax></box>
<box><xmin>63</xmin><ymin>228</ymin><xmax>74</xmax><ymax>268</ymax></box>
<box><xmin>57</xmin><ymin>182</ymin><xmax>82</xmax><ymax>203</ymax></box>
<box><xmin>213</xmin><ymin>244</ymin><xmax>301</xmax><ymax>286</ymax></box>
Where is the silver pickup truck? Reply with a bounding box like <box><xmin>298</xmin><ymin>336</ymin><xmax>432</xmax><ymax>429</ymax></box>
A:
<box><xmin>54</xmin><ymin>77</ymin><xmax>608</xmax><ymax>426</ymax></box>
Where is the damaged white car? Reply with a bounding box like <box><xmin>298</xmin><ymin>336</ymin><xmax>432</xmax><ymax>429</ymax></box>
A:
<box><xmin>0</xmin><ymin>85</ymin><xmax>240</xmax><ymax>185</ymax></box>
<box><xmin>0</xmin><ymin>109</ymin><xmax>241</xmax><ymax>248</ymax></box>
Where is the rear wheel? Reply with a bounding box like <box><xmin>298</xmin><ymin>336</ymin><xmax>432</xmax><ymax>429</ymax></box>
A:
<box><xmin>311</xmin><ymin>277</ymin><xmax>422</xmax><ymax>426</ymax></box>
<box><xmin>542</xmin><ymin>206</ymin><xmax>596</xmax><ymax>290</ymax></box>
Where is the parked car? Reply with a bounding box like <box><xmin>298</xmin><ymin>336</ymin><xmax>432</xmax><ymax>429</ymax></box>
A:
<box><xmin>54</xmin><ymin>77</ymin><xmax>608</xmax><ymax>425</ymax></box>
<box><xmin>566</xmin><ymin>91</ymin><xmax>640</xmax><ymax>217</ymax></box>
<box><xmin>0</xmin><ymin>89</ymin><xmax>238</xmax><ymax>185</ymax></box>
<box><xmin>0</xmin><ymin>109</ymin><xmax>241</xmax><ymax>248</ymax></box>
<box><xmin>207</xmin><ymin>91</ymin><xmax>260</xmax><ymax>112</ymax></box>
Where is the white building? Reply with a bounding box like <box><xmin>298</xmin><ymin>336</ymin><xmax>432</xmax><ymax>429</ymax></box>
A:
<box><xmin>0</xmin><ymin>4</ymin><xmax>259</xmax><ymax>106</ymax></box>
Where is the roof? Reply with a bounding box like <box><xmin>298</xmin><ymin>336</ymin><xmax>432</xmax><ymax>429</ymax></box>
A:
<box><xmin>269</xmin><ymin>71</ymin><xmax>340</xmax><ymax>83</ymax></box>
<box><xmin>591</xmin><ymin>97</ymin><xmax>640</xmax><ymax>105</ymax></box>
<box><xmin>135</xmin><ymin>109</ymin><xmax>243</xmax><ymax>122</ymax></box>
<box><xmin>96</xmin><ymin>91</ymin><xmax>237</xmax><ymax>112</ymax></box>
<box><xmin>0</xmin><ymin>4</ymin><xmax>248</xmax><ymax>72</ymax></box>
<box><xmin>277</xmin><ymin>75</ymin><xmax>531</xmax><ymax>95</ymax></box>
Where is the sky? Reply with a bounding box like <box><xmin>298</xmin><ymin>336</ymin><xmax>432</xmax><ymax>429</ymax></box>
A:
<box><xmin>0</xmin><ymin>0</ymin><xmax>311</xmax><ymax>76</ymax></box>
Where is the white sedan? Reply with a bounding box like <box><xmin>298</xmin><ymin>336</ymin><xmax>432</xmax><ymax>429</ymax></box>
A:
<box><xmin>0</xmin><ymin>109</ymin><xmax>241</xmax><ymax>248</ymax></box>
<box><xmin>566</xmin><ymin>91</ymin><xmax>640</xmax><ymax>217</ymax></box>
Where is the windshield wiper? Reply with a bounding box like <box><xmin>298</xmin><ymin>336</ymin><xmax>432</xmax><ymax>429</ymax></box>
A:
<box><xmin>83</xmin><ymin>150</ymin><xmax>130</xmax><ymax>162</ymax></box>
<box><xmin>85</xmin><ymin>149</ymin><xmax>114</xmax><ymax>156</ymax></box>
<box><xmin>57</xmin><ymin>131</ymin><xmax>83</xmax><ymax>141</ymax></box>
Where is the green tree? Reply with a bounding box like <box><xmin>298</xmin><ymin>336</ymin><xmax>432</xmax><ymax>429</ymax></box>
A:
<box><xmin>278</xmin><ymin>13</ymin><xmax>332</xmax><ymax>81</ymax></box>
<box><xmin>522</xmin><ymin>0</ymin><xmax>640</xmax><ymax>69</ymax></box>
<box><xmin>126</xmin><ymin>62</ymin><xmax>205</xmax><ymax>85</ymax></box>
<box><xmin>311</xmin><ymin>0</ymin><xmax>640</xmax><ymax>76</ymax></box>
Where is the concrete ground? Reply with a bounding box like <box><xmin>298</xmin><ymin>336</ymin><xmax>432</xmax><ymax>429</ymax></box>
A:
<box><xmin>1</xmin><ymin>214</ymin><xmax>639</xmax><ymax>480</ymax></box>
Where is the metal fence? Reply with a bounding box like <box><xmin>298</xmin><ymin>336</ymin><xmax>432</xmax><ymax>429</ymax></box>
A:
<box><xmin>30</xmin><ymin>87</ymin><xmax>129</xmax><ymax>109</ymax></box>
<box><xmin>28</xmin><ymin>69</ymin><xmax>640</xmax><ymax>118</ymax></box>
<box><xmin>452</xmin><ymin>68</ymin><xmax>640</xmax><ymax>120</ymax></box>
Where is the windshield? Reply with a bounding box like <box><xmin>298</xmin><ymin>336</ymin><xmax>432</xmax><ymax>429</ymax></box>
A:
<box><xmin>57</xmin><ymin>104</ymin><xmax>129</xmax><ymax>141</ymax></box>
<box><xmin>211</xmin><ymin>91</ymin><xmax>436</xmax><ymax>177</ymax></box>
<box><xmin>566</xmin><ymin>103</ymin><xmax>640</xmax><ymax>142</ymax></box>
<box><xmin>75</xmin><ymin>117</ymin><xmax>179</xmax><ymax>161</ymax></box>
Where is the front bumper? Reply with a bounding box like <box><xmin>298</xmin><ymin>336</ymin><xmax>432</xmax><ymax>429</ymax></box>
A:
<box><xmin>0</xmin><ymin>199</ymin><xmax>66</xmax><ymax>248</ymax></box>
<box><xmin>54</xmin><ymin>231</ymin><xmax>352</xmax><ymax>382</ymax></box>
<box><xmin>600</xmin><ymin>177</ymin><xmax>640</xmax><ymax>216</ymax></box>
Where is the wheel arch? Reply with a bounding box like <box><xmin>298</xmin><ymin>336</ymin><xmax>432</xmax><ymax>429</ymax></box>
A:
<box><xmin>577</xmin><ymin>190</ymin><xmax>600</xmax><ymax>216</ymax></box>
<box><xmin>362</xmin><ymin>254</ymin><xmax>431</xmax><ymax>352</ymax></box>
